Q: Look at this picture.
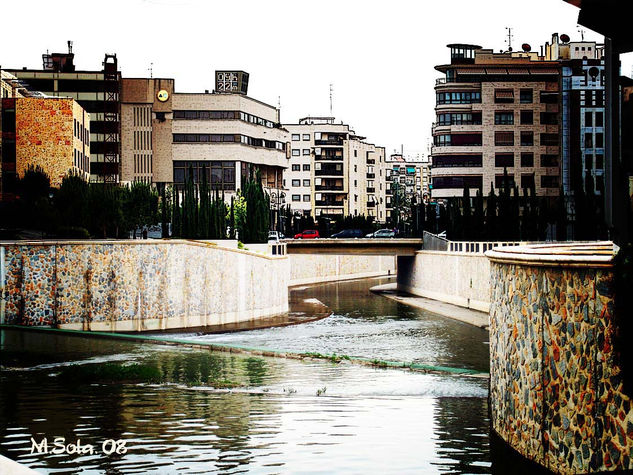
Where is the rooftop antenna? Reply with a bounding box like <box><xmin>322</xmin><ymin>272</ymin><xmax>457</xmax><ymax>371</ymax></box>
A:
<box><xmin>148</xmin><ymin>62</ymin><xmax>153</xmax><ymax>79</ymax></box>
<box><xmin>505</xmin><ymin>27</ymin><xmax>514</xmax><ymax>52</ymax></box>
<box><xmin>329</xmin><ymin>83</ymin><xmax>333</xmax><ymax>116</ymax></box>
<box><xmin>577</xmin><ymin>27</ymin><xmax>585</xmax><ymax>41</ymax></box>
<box><xmin>67</xmin><ymin>40</ymin><xmax>73</xmax><ymax>54</ymax></box>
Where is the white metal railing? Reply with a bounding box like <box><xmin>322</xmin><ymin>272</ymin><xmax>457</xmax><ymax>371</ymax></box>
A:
<box><xmin>447</xmin><ymin>241</ymin><xmax>522</xmax><ymax>254</ymax></box>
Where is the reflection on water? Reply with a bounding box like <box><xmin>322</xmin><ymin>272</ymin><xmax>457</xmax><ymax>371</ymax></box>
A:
<box><xmin>178</xmin><ymin>277</ymin><xmax>490</xmax><ymax>372</ymax></box>
<box><xmin>0</xmin><ymin>277</ymin><xmax>496</xmax><ymax>473</ymax></box>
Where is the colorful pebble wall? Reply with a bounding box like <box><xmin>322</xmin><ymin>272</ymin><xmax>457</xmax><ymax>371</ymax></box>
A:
<box><xmin>487</xmin><ymin>242</ymin><xmax>632</xmax><ymax>473</ymax></box>
<box><xmin>0</xmin><ymin>240</ymin><xmax>289</xmax><ymax>332</ymax></box>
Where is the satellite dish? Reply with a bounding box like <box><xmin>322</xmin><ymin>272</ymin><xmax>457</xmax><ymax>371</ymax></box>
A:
<box><xmin>522</xmin><ymin>43</ymin><xmax>532</xmax><ymax>52</ymax></box>
<box><xmin>560</xmin><ymin>34</ymin><xmax>570</xmax><ymax>44</ymax></box>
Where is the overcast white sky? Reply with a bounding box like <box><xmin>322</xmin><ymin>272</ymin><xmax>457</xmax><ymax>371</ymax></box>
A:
<box><xmin>2</xmin><ymin>0</ymin><xmax>630</xmax><ymax>157</ymax></box>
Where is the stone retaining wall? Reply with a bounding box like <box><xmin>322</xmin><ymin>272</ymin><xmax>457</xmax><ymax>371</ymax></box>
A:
<box><xmin>396</xmin><ymin>251</ymin><xmax>490</xmax><ymax>313</ymax></box>
<box><xmin>487</xmin><ymin>242</ymin><xmax>632</xmax><ymax>473</ymax></box>
<box><xmin>289</xmin><ymin>254</ymin><xmax>396</xmax><ymax>286</ymax></box>
<box><xmin>0</xmin><ymin>240</ymin><xmax>289</xmax><ymax>332</ymax></box>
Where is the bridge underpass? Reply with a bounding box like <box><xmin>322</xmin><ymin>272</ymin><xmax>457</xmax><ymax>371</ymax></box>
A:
<box><xmin>283</xmin><ymin>238</ymin><xmax>424</xmax><ymax>256</ymax></box>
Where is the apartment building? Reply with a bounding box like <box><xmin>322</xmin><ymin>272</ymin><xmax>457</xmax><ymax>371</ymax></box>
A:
<box><xmin>284</xmin><ymin>117</ymin><xmax>387</xmax><ymax>223</ymax></box>
<box><xmin>431</xmin><ymin>43</ymin><xmax>562</xmax><ymax>199</ymax></box>
<box><xmin>1</xmin><ymin>96</ymin><xmax>90</xmax><ymax>198</ymax></box>
<box><xmin>384</xmin><ymin>153</ymin><xmax>429</xmax><ymax>221</ymax></box>
<box><xmin>6</xmin><ymin>43</ymin><xmax>121</xmax><ymax>183</ymax></box>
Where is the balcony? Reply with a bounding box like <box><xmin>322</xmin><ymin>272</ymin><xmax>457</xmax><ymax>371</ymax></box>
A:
<box><xmin>315</xmin><ymin>200</ymin><xmax>344</xmax><ymax>207</ymax></box>
<box><xmin>367</xmin><ymin>202</ymin><xmax>376</xmax><ymax>208</ymax></box>
<box><xmin>315</xmin><ymin>185</ymin><xmax>344</xmax><ymax>191</ymax></box>
<box><xmin>315</xmin><ymin>139</ymin><xmax>344</xmax><ymax>146</ymax></box>
<box><xmin>315</xmin><ymin>169</ymin><xmax>344</xmax><ymax>177</ymax></box>
<box><xmin>367</xmin><ymin>187</ymin><xmax>375</xmax><ymax>193</ymax></box>
<box><xmin>366</xmin><ymin>158</ymin><xmax>375</xmax><ymax>164</ymax></box>
<box><xmin>366</xmin><ymin>173</ymin><xmax>375</xmax><ymax>179</ymax></box>
<box><xmin>315</xmin><ymin>153</ymin><xmax>343</xmax><ymax>161</ymax></box>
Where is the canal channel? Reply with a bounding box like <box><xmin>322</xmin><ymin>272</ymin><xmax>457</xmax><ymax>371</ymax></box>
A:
<box><xmin>1</xmin><ymin>277</ymin><xmax>496</xmax><ymax>473</ymax></box>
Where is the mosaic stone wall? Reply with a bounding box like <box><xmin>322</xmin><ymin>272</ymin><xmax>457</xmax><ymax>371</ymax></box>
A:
<box><xmin>489</xmin><ymin>261</ymin><xmax>633</xmax><ymax>473</ymax></box>
<box><xmin>0</xmin><ymin>241</ymin><xmax>289</xmax><ymax>331</ymax></box>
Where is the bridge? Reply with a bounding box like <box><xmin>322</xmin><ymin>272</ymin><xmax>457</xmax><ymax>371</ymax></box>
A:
<box><xmin>282</xmin><ymin>238</ymin><xmax>423</xmax><ymax>256</ymax></box>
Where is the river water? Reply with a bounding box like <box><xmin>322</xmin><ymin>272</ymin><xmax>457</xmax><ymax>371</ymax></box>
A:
<box><xmin>0</xmin><ymin>277</ymin><xmax>496</xmax><ymax>474</ymax></box>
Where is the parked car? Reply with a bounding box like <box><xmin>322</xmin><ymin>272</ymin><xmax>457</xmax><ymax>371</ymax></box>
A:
<box><xmin>268</xmin><ymin>231</ymin><xmax>285</xmax><ymax>242</ymax></box>
<box><xmin>331</xmin><ymin>229</ymin><xmax>364</xmax><ymax>238</ymax></box>
<box><xmin>368</xmin><ymin>228</ymin><xmax>396</xmax><ymax>238</ymax></box>
<box><xmin>294</xmin><ymin>230</ymin><xmax>320</xmax><ymax>239</ymax></box>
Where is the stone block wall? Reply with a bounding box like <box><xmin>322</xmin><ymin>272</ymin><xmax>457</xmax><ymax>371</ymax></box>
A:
<box><xmin>396</xmin><ymin>251</ymin><xmax>490</xmax><ymax>312</ymax></box>
<box><xmin>488</xmin><ymin>243</ymin><xmax>632</xmax><ymax>473</ymax></box>
<box><xmin>0</xmin><ymin>240</ymin><xmax>289</xmax><ymax>332</ymax></box>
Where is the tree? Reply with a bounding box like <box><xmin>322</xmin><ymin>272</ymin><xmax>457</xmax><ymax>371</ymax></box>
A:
<box><xmin>242</xmin><ymin>169</ymin><xmax>270</xmax><ymax>243</ymax></box>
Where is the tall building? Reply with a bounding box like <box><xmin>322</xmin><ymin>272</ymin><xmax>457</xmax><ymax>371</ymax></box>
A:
<box><xmin>544</xmin><ymin>34</ymin><xmax>605</xmax><ymax>201</ymax></box>
<box><xmin>1</xmin><ymin>96</ymin><xmax>90</xmax><ymax>197</ymax></box>
<box><xmin>385</xmin><ymin>153</ymin><xmax>428</xmax><ymax>223</ymax></box>
<box><xmin>284</xmin><ymin>117</ymin><xmax>387</xmax><ymax>223</ymax></box>
<box><xmin>6</xmin><ymin>43</ymin><xmax>121</xmax><ymax>183</ymax></box>
<box><xmin>431</xmin><ymin>43</ymin><xmax>562</xmax><ymax>199</ymax></box>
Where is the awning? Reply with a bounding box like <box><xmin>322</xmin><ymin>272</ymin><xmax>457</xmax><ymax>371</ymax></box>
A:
<box><xmin>507</xmin><ymin>68</ymin><xmax>530</xmax><ymax>75</ymax></box>
<box><xmin>459</xmin><ymin>68</ymin><xmax>486</xmax><ymax>75</ymax></box>
<box><xmin>531</xmin><ymin>68</ymin><xmax>560</xmax><ymax>75</ymax></box>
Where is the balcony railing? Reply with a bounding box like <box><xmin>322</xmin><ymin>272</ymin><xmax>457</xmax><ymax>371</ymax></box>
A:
<box><xmin>315</xmin><ymin>185</ymin><xmax>344</xmax><ymax>191</ymax></box>
<box><xmin>315</xmin><ymin>139</ymin><xmax>344</xmax><ymax>146</ymax></box>
<box><xmin>367</xmin><ymin>187</ymin><xmax>375</xmax><ymax>193</ymax></box>
<box><xmin>366</xmin><ymin>158</ymin><xmax>375</xmax><ymax>164</ymax></box>
<box><xmin>315</xmin><ymin>200</ymin><xmax>344</xmax><ymax>207</ymax></box>
<box><xmin>366</xmin><ymin>173</ymin><xmax>375</xmax><ymax>179</ymax></box>
<box><xmin>315</xmin><ymin>154</ymin><xmax>343</xmax><ymax>161</ymax></box>
<box><xmin>367</xmin><ymin>202</ymin><xmax>376</xmax><ymax>207</ymax></box>
<box><xmin>315</xmin><ymin>169</ymin><xmax>344</xmax><ymax>177</ymax></box>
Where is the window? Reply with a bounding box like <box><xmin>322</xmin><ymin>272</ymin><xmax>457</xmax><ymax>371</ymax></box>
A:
<box><xmin>431</xmin><ymin>155</ymin><xmax>482</xmax><ymax>168</ymax></box>
<box><xmin>541</xmin><ymin>176</ymin><xmax>559</xmax><ymax>188</ymax></box>
<box><xmin>585</xmin><ymin>111</ymin><xmax>593</xmax><ymax>127</ymax></box>
<box><xmin>291</xmin><ymin>179</ymin><xmax>300</xmax><ymax>187</ymax></box>
<box><xmin>495</xmin><ymin>175</ymin><xmax>516</xmax><ymax>188</ymax></box>
<box><xmin>291</xmin><ymin>134</ymin><xmax>300</xmax><ymax>141</ymax></box>
<box><xmin>596</xmin><ymin>154</ymin><xmax>604</xmax><ymax>169</ymax></box>
<box><xmin>541</xmin><ymin>154</ymin><xmax>559</xmax><ymax>167</ymax></box>
<box><xmin>520</xmin><ymin>110</ymin><xmax>533</xmax><ymax>125</ymax></box>
<box><xmin>521</xmin><ymin>174</ymin><xmax>535</xmax><ymax>188</ymax></box>
<box><xmin>494</xmin><ymin>89</ymin><xmax>514</xmax><ymax>103</ymax></box>
<box><xmin>585</xmin><ymin>155</ymin><xmax>593</xmax><ymax>170</ymax></box>
<box><xmin>596</xmin><ymin>112</ymin><xmax>604</xmax><ymax>127</ymax></box>
<box><xmin>495</xmin><ymin>154</ymin><xmax>514</xmax><ymax>168</ymax></box>
<box><xmin>595</xmin><ymin>90</ymin><xmax>603</xmax><ymax>106</ymax></box>
<box><xmin>302</xmin><ymin>149</ymin><xmax>310</xmax><ymax>156</ymax></box>
<box><xmin>314</xmin><ymin>132</ymin><xmax>321</xmax><ymax>140</ymax></box>
<box><xmin>303</xmin><ymin>195</ymin><xmax>310</xmax><ymax>202</ymax></box>
<box><xmin>302</xmin><ymin>134</ymin><xmax>310</xmax><ymax>141</ymax></box>
<box><xmin>596</xmin><ymin>133</ymin><xmax>604</xmax><ymax>148</ymax></box>
<box><xmin>520</xmin><ymin>89</ymin><xmax>533</xmax><ymax>103</ymax></box>
<box><xmin>540</xmin><ymin>91</ymin><xmax>558</xmax><ymax>104</ymax></box>
<box><xmin>291</xmin><ymin>164</ymin><xmax>300</xmax><ymax>171</ymax></box>
<box><xmin>495</xmin><ymin>131</ymin><xmax>514</xmax><ymax>146</ymax></box>
<box><xmin>521</xmin><ymin>152</ymin><xmax>534</xmax><ymax>167</ymax></box>
<box><xmin>520</xmin><ymin>131</ymin><xmax>534</xmax><ymax>146</ymax></box>
<box><xmin>585</xmin><ymin>132</ymin><xmax>593</xmax><ymax>148</ymax></box>
<box><xmin>303</xmin><ymin>179</ymin><xmax>310</xmax><ymax>187</ymax></box>
<box><xmin>540</xmin><ymin>112</ymin><xmax>558</xmax><ymax>125</ymax></box>
<box><xmin>436</xmin><ymin>91</ymin><xmax>481</xmax><ymax>104</ymax></box>
<box><xmin>173</xmin><ymin>161</ymin><xmax>235</xmax><ymax>190</ymax></box>
<box><xmin>303</xmin><ymin>164</ymin><xmax>310</xmax><ymax>171</ymax></box>
<box><xmin>292</xmin><ymin>195</ymin><xmax>300</xmax><ymax>201</ymax></box>
<box><xmin>540</xmin><ymin>133</ymin><xmax>558</xmax><ymax>146</ymax></box>
<box><xmin>495</xmin><ymin>111</ymin><xmax>514</xmax><ymax>125</ymax></box>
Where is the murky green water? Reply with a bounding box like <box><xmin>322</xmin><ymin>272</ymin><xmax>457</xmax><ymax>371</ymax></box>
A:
<box><xmin>0</xmin><ymin>277</ymin><xmax>496</xmax><ymax>474</ymax></box>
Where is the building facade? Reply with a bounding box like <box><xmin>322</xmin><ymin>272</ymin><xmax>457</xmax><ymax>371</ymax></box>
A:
<box><xmin>6</xmin><ymin>44</ymin><xmax>121</xmax><ymax>183</ymax></box>
<box><xmin>284</xmin><ymin>117</ymin><xmax>387</xmax><ymax>223</ymax></box>
<box><xmin>1</xmin><ymin>96</ymin><xmax>90</xmax><ymax>197</ymax></box>
<box><xmin>431</xmin><ymin>44</ymin><xmax>562</xmax><ymax>199</ymax></box>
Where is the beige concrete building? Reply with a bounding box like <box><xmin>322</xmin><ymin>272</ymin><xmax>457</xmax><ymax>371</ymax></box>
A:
<box><xmin>120</xmin><ymin>75</ymin><xmax>290</xmax><ymax>204</ymax></box>
<box><xmin>120</xmin><ymin>78</ymin><xmax>175</xmax><ymax>185</ymax></box>
<box><xmin>431</xmin><ymin>44</ymin><xmax>561</xmax><ymax>199</ymax></box>
<box><xmin>284</xmin><ymin>117</ymin><xmax>387</xmax><ymax>223</ymax></box>
<box><xmin>385</xmin><ymin>153</ymin><xmax>429</xmax><ymax>220</ymax></box>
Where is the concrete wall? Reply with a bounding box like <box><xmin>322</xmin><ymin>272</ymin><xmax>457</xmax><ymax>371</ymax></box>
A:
<box><xmin>0</xmin><ymin>240</ymin><xmax>288</xmax><ymax>332</ymax></box>
<box><xmin>396</xmin><ymin>250</ymin><xmax>490</xmax><ymax>312</ymax></box>
<box><xmin>487</xmin><ymin>243</ymin><xmax>633</xmax><ymax>473</ymax></box>
<box><xmin>289</xmin><ymin>254</ymin><xmax>395</xmax><ymax>286</ymax></box>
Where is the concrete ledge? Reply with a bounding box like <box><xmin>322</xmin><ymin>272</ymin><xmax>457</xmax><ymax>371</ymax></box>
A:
<box><xmin>371</xmin><ymin>283</ymin><xmax>489</xmax><ymax>329</ymax></box>
<box><xmin>485</xmin><ymin>241</ymin><xmax>616</xmax><ymax>268</ymax></box>
<box><xmin>290</xmin><ymin>270</ymin><xmax>393</xmax><ymax>287</ymax></box>
<box><xmin>0</xmin><ymin>455</ymin><xmax>38</xmax><ymax>474</ymax></box>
